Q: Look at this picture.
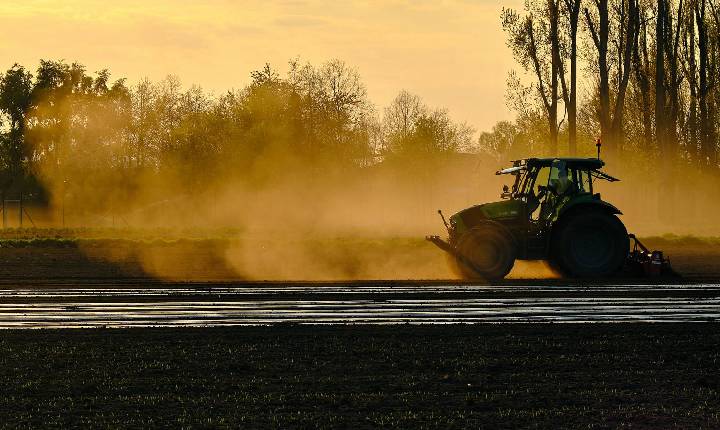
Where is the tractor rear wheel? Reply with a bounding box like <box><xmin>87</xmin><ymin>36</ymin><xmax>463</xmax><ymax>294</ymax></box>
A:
<box><xmin>551</xmin><ymin>211</ymin><xmax>629</xmax><ymax>277</ymax></box>
<box><xmin>455</xmin><ymin>222</ymin><xmax>516</xmax><ymax>280</ymax></box>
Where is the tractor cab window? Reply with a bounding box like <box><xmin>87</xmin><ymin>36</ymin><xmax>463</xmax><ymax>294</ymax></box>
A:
<box><xmin>516</xmin><ymin>168</ymin><xmax>533</xmax><ymax>197</ymax></box>
<box><xmin>525</xmin><ymin>166</ymin><xmax>551</xmax><ymax>219</ymax></box>
<box><xmin>548</xmin><ymin>160</ymin><xmax>572</xmax><ymax>195</ymax></box>
<box><xmin>572</xmin><ymin>169</ymin><xmax>593</xmax><ymax>194</ymax></box>
<box><xmin>533</xmin><ymin>160</ymin><xmax>574</xmax><ymax>222</ymax></box>
<box><xmin>532</xmin><ymin>166</ymin><xmax>551</xmax><ymax>196</ymax></box>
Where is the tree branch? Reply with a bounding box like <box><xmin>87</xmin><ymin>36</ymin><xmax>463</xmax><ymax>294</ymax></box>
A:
<box><xmin>584</xmin><ymin>7</ymin><xmax>601</xmax><ymax>50</ymax></box>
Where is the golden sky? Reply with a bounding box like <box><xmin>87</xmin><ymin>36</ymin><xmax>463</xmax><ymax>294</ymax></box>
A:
<box><xmin>0</xmin><ymin>0</ymin><xmax>521</xmax><ymax>131</ymax></box>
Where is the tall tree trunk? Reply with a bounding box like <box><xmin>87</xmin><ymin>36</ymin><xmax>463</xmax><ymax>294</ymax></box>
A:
<box><xmin>598</xmin><ymin>0</ymin><xmax>611</xmax><ymax>151</ymax></box>
<box><xmin>586</xmin><ymin>0</ymin><xmax>637</xmax><ymax>159</ymax></box>
<box><xmin>564</xmin><ymin>0</ymin><xmax>581</xmax><ymax>155</ymax></box>
<box><xmin>609</xmin><ymin>0</ymin><xmax>639</xmax><ymax>154</ymax></box>
<box><xmin>655</xmin><ymin>0</ymin><xmax>666</xmax><ymax>156</ymax></box>
<box><xmin>549</xmin><ymin>0</ymin><xmax>560</xmax><ymax>154</ymax></box>
<box><xmin>711</xmin><ymin>0</ymin><xmax>720</xmax><ymax>167</ymax></box>
<box><xmin>687</xmin><ymin>4</ymin><xmax>700</xmax><ymax>164</ymax></box>
<box><xmin>697</xmin><ymin>0</ymin><xmax>711</xmax><ymax>165</ymax></box>
<box><xmin>664</xmin><ymin>0</ymin><xmax>683</xmax><ymax>156</ymax></box>
<box><xmin>633</xmin><ymin>9</ymin><xmax>653</xmax><ymax>150</ymax></box>
<box><xmin>585</xmin><ymin>0</ymin><xmax>611</xmax><ymax>152</ymax></box>
<box><xmin>711</xmin><ymin>54</ymin><xmax>717</xmax><ymax>169</ymax></box>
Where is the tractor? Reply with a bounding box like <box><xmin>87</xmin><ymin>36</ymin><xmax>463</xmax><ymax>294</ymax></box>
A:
<box><xmin>426</xmin><ymin>156</ymin><xmax>672</xmax><ymax>279</ymax></box>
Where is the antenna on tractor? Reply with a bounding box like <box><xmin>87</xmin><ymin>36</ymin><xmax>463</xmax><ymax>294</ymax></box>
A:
<box><xmin>438</xmin><ymin>209</ymin><xmax>449</xmax><ymax>231</ymax></box>
<box><xmin>596</xmin><ymin>138</ymin><xmax>602</xmax><ymax>160</ymax></box>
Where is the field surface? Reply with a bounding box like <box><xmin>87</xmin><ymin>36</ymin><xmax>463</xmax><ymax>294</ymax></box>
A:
<box><xmin>0</xmin><ymin>232</ymin><xmax>718</xmax><ymax>281</ymax></box>
<box><xmin>1</xmin><ymin>324</ymin><xmax>719</xmax><ymax>428</ymax></box>
<box><xmin>0</xmin><ymin>234</ymin><xmax>718</xmax><ymax>427</ymax></box>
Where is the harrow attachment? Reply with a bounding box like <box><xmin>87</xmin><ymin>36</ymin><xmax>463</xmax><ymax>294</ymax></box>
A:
<box><xmin>625</xmin><ymin>234</ymin><xmax>677</xmax><ymax>277</ymax></box>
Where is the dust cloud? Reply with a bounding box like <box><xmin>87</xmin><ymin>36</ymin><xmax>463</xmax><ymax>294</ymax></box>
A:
<box><xmin>41</xmin><ymin>153</ymin><xmax>705</xmax><ymax>281</ymax></box>
<box><xmin>23</xmin><ymin>79</ymin><xmax>720</xmax><ymax>281</ymax></box>
<box><xmin>53</xmin><ymin>156</ymin><xmax>499</xmax><ymax>281</ymax></box>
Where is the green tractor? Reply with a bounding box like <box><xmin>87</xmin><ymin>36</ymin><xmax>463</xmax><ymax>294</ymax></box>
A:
<box><xmin>427</xmin><ymin>157</ymin><xmax>669</xmax><ymax>279</ymax></box>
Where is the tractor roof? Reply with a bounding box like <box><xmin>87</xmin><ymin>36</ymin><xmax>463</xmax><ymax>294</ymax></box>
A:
<box><xmin>496</xmin><ymin>157</ymin><xmax>620</xmax><ymax>181</ymax></box>
<box><xmin>497</xmin><ymin>157</ymin><xmax>611</xmax><ymax>176</ymax></box>
<box><xmin>521</xmin><ymin>157</ymin><xmax>605</xmax><ymax>169</ymax></box>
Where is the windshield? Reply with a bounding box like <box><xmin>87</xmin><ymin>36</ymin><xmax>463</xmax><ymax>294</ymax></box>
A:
<box><xmin>513</xmin><ymin>165</ymin><xmax>548</xmax><ymax>198</ymax></box>
<box><xmin>499</xmin><ymin>165</ymin><xmax>540</xmax><ymax>199</ymax></box>
<box><xmin>533</xmin><ymin>166</ymin><xmax>551</xmax><ymax>195</ymax></box>
<box><xmin>505</xmin><ymin>168</ymin><xmax>528</xmax><ymax>197</ymax></box>
<box><xmin>573</xmin><ymin>168</ymin><xmax>593</xmax><ymax>193</ymax></box>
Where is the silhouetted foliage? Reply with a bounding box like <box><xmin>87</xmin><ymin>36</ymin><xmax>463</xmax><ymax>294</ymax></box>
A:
<box><xmin>0</xmin><ymin>64</ymin><xmax>32</xmax><ymax>189</ymax></box>
<box><xmin>497</xmin><ymin>0</ymin><xmax>720</xmax><ymax>171</ymax></box>
<box><xmin>0</xmin><ymin>59</ymin><xmax>473</xmax><ymax>211</ymax></box>
<box><xmin>383</xmin><ymin>90</ymin><xmax>474</xmax><ymax>164</ymax></box>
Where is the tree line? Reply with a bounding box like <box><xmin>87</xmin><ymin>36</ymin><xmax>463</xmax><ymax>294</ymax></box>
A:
<box><xmin>3</xmin><ymin>0</ymin><xmax>717</xmax><ymax>227</ymax></box>
<box><xmin>484</xmin><ymin>0</ymin><xmax>720</xmax><ymax>175</ymax></box>
<box><xmin>0</xmin><ymin>59</ymin><xmax>474</xmax><ymax>208</ymax></box>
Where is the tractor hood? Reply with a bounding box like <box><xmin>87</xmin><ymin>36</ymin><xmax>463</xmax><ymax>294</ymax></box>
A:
<box><xmin>449</xmin><ymin>199</ymin><xmax>524</xmax><ymax>233</ymax></box>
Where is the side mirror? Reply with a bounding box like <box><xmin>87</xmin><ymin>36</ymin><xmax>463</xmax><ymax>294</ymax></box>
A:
<box><xmin>500</xmin><ymin>184</ymin><xmax>512</xmax><ymax>199</ymax></box>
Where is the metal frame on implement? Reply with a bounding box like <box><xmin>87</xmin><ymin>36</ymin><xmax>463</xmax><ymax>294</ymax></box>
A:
<box><xmin>625</xmin><ymin>234</ymin><xmax>676</xmax><ymax>277</ymax></box>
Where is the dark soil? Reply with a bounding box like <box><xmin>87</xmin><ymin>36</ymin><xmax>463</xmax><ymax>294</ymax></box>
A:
<box><xmin>0</xmin><ymin>237</ymin><xmax>716</xmax><ymax>282</ymax></box>
<box><xmin>0</xmin><ymin>324</ymin><xmax>718</xmax><ymax>428</ymax></box>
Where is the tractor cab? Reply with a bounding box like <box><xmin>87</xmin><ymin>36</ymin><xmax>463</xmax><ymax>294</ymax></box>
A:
<box><xmin>499</xmin><ymin>157</ymin><xmax>620</xmax><ymax>227</ymax></box>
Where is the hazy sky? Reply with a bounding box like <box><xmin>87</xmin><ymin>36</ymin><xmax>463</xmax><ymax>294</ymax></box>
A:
<box><xmin>0</xmin><ymin>0</ymin><xmax>522</xmax><ymax>132</ymax></box>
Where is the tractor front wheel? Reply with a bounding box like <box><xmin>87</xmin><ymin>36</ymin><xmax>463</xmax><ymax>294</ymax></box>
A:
<box><xmin>455</xmin><ymin>222</ymin><xmax>516</xmax><ymax>280</ymax></box>
<box><xmin>551</xmin><ymin>211</ymin><xmax>629</xmax><ymax>278</ymax></box>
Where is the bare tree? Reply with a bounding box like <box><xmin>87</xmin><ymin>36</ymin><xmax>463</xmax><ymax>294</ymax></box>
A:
<box><xmin>383</xmin><ymin>90</ymin><xmax>425</xmax><ymax>146</ymax></box>
<box><xmin>663</xmin><ymin>0</ymin><xmax>685</xmax><ymax>156</ymax></box>
<box><xmin>633</xmin><ymin>3</ymin><xmax>653</xmax><ymax>150</ymax></box>
<box><xmin>585</xmin><ymin>0</ymin><xmax>640</xmax><ymax>156</ymax></box>
<box><xmin>502</xmin><ymin>2</ymin><xmax>564</xmax><ymax>154</ymax></box>
<box><xmin>0</xmin><ymin>65</ymin><xmax>33</xmax><ymax>183</ymax></box>
<box><xmin>561</xmin><ymin>0</ymin><xmax>582</xmax><ymax>155</ymax></box>
<box><xmin>695</xmin><ymin>0</ymin><xmax>714</xmax><ymax>165</ymax></box>
<box><xmin>655</xmin><ymin>0</ymin><xmax>667</xmax><ymax>158</ymax></box>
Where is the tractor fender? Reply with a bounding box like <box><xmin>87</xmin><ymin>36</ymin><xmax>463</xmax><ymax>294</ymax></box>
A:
<box><xmin>558</xmin><ymin>199</ymin><xmax>623</xmax><ymax>220</ymax></box>
<box><xmin>460</xmin><ymin>219</ymin><xmax>519</xmax><ymax>249</ymax></box>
